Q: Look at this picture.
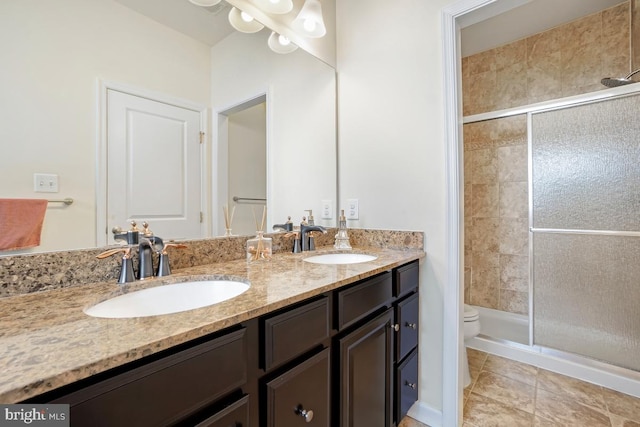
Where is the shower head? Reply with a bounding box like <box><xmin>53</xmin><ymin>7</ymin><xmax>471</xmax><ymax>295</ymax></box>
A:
<box><xmin>601</xmin><ymin>68</ymin><xmax>640</xmax><ymax>88</ymax></box>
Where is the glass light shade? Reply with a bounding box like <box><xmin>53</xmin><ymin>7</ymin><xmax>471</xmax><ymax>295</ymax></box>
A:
<box><xmin>228</xmin><ymin>7</ymin><xmax>265</xmax><ymax>33</ymax></box>
<box><xmin>268</xmin><ymin>31</ymin><xmax>298</xmax><ymax>54</ymax></box>
<box><xmin>291</xmin><ymin>0</ymin><xmax>326</xmax><ymax>38</ymax></box>
<box><xmin>188</xmin><ymin>0</ymin><xmax>222</xmax><ymax>6</ymax></box>
<box><xmin>253</xmin><ymin>0</ymin><xmax>294</xmax><ymax>14</ymax></box>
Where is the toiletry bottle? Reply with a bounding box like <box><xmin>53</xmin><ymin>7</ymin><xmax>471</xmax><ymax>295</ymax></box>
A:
<box><xmin>334</xmin><ymin>209</ymin><xmax>352</xmax><ymax>250</ymax></box>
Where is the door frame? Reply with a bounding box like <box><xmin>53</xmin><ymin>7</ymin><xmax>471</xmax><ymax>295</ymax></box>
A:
<box><xmin>441</xmin><ymin>1</ymin><xmax>538</xmax><ymax>425</ymax></box>
<box><xmin>97</xmin><ymin>80</ymin><xmax>209</xmax><ymax>246</ymax></box>
<box><xmin>213</xmin><ymin>89</ymin><xmax>273</xmax><ymax>236</ymax></box>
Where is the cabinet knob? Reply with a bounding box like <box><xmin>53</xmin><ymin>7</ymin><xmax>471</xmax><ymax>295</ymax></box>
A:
<box><xmin>405</xmin><ymin>381</ymin><xmax>417</xmax><ymax>389</ymax></box>
<box><xmin>296</xmin><ymin>407</ymin><xmax>314</xmax><ymax>423</ymax></box>
<box><xmin>390</xmin><ymin>323</ymin><xmax>400</xmax><ymax>332</ymax></box>
<box><xmin>405</xmin><ymin>322</ymin><xmax>417</xmax><ymax>330</ymax></box>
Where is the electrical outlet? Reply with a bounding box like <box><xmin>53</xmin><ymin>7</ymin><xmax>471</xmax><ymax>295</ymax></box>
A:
<box><xmin>321</xmin><ymin>200</ymin><xmax>332</xmax><ymax>219</ymax></box>
<box><xmin>34</xmin><ymin>173</ymin><xmax>59</xmax><ymax>193</ymax></box>
<box><xmin>346</xmin><ymin>199</ymin><xmax>359</xmax><ymax>220</ymax></box>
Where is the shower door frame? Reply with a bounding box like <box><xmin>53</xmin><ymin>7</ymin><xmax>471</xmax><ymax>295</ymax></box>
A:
<box><xmin>461</xmin><ymin>83</ymin><xmax>640</xmax><ymax>395</ymax></box>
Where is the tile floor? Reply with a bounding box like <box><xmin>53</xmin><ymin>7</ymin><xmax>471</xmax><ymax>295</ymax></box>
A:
<box><xmin>399</xmin><ymin>348</ymin><xmax>640</xmax><ymax>427</ymax></box>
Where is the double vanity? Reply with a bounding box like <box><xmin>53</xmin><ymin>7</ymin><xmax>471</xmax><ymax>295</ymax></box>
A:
<box><xmin>0</xmin><ymin>230</ymin><xmax>424</xmax><ymax>426</ymax></box>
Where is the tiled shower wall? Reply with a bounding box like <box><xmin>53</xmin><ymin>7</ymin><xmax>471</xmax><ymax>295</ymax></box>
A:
<box><xmin>464</xmin><ymin>116</ymin><xmax>529</xmax><ymax>314</ymax></box>
<box><xmin>462</xmin><ymin>2</ymin><xmax>631</xmax><ymax>315</ymax></box>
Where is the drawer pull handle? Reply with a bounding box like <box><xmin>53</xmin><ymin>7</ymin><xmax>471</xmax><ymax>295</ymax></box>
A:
<box><xmin>296</xmin><ymin>406</ymin><xmax>314</xmax><ymax>423</ymax></box>
<box><xmin>405</xmin><ymin>322</ymin><xmax>417</xmax><ymax>330</ymax></box>
<box><xmin>390</xmin><ymin>323</ymin><xmax>400</xmax><ymax>332</ymax></box>
<box><xmin>405</xmin><ymin>381</ymin><xmax>417</xmax><ymax>389</ymax></box>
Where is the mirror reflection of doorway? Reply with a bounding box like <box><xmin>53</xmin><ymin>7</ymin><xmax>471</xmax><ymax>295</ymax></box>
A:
<box><xmin>226</xmin><ymin>99</ymin><xmax>266</xmax><ymax>236</ymax></box>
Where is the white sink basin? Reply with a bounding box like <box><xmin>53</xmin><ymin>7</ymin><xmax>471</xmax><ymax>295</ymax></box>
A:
<box><xmin>303</xmin><ymin>253</ymin><xmax>377</xmax><ymax>265</ymax></box>
<box><xmin>84</xmin><ymin>280</ymin><xmax>250</xmax><ymax>318</ymax></box>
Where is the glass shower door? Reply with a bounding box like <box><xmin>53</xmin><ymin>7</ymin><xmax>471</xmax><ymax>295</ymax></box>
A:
<box><xmin>530</xmin><ymin>93</ymin><xmax>640</xmax><ymax>372</ymax></box>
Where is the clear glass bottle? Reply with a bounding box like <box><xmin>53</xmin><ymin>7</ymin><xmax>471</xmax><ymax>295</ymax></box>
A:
<box><xmin>246</xmin><ymin>231</ymin><xmax>272</xmax><ymax>261</ymax></box>
<box><xmin>334</xmin><ymin>210</ymin><xmax>352</xmax><ymax>250</ymax></box>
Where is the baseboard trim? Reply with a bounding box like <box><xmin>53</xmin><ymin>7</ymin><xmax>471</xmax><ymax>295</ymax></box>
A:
<box><xmin>407</xmin><ymin>401</ymin><xmax>443</xmax><ymax>427</ymax></box>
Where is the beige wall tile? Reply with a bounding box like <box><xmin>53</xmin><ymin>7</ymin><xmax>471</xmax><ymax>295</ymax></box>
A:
<box><xmin>464</xmin><ymin>183</ymin><xmax>473</xmax><ymax>218</ymax></box>
<box><xmin>499</xmin><ymin>181</ymin><xmax>528</xmax><ymax>218</ymax></box>
<box><xmin>472</xmin><ymin>184</ymin><xmax>499</xmax><ymax>218</ymax></box>
<box><xmin>495</xmin><ymin>38</ymin><xmax>527</xmax><ymax>70</ymax></box>
<box><xmin>471</xmin><ymin>250</ymin><xmax>500</xmax><ymax>271</ymax></box>
<box><xmin>499</xmin><ymin>289</ymin><xmax>528</xmax><ymax>315</ymax></box>
<box><xmin>470</xmin><ymin>217</ymin><xmax>499</xmax><ymax>253</ymax></box>
<box><xmin>464</xmin><ymin>266</ymin><xmax>471</xmax><ymax>303</ymax></box>
<box><xmin>471</xmin><ymin>148</ymin><xmax>498</xmax><ymax>184</ymax></box>
<box><xmin>499</xmin><ymin>218</ymin><xmax>529</xmax><ymax>255</ymax></box>
<box><xmin>500</xmin><ymin>254</ymin><xmax>529</xmax><ymax>292</ymax></box>
<box><xmin>498</xmin><ymin>145</ymin><xmax>528</xmax><ymax>182</ymax></box>
<box><xmin>561</xmin><ymin>11</ymin><xmax>602</xmax><ymax>48</ymax></box>
<box><xmin>468</xmin><ymin>48</ymin><xmax>496</xmax><ymax>75</ymax></box>
<box><xmin>470</xmin><ymin>267</ymin><xmax>499</xmax><ymax>309</ymax></box>
<box><xmin>495</xmin><ymin>62</ymin><xmax>528</xmax><ymax>109</ymax></box>
<box><xmin>466</xmin><ymin>70</ymin><xmax>497</xmax><ymax>114</ymax></box>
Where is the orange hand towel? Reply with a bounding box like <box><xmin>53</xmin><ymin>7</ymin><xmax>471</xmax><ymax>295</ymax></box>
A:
<box><xmin>0</xmin><ymin>199</ymin><xmax>48</xmax><ymax>251</ymax></box>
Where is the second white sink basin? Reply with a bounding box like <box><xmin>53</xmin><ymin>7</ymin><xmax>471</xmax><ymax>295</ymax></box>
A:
<box><xmin>303</xmin><ymin>253</ymin><xmax>377</xmax><ymax>265</ymax></box>
<box><xmin>84</xmin><ymin>280</ymin><xmax>250</xmax><ymax>319</ymax></box>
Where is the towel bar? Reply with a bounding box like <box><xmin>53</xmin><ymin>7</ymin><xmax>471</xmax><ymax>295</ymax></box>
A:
<box><xmin>48</xmin><ymin>198</ymin><xmax>74</xmax><ymax>206</ymax></box>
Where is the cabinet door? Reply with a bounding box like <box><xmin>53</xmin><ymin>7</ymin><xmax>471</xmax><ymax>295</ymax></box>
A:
<box><xmin>265</xmin><ymin>348</ymin><xmax>330</xmax><ymax>427</ymax></box>
<box><xmin>337</xmin><ymin>309</ymin><xmax>393</xmax><ymax>427</ymax></box>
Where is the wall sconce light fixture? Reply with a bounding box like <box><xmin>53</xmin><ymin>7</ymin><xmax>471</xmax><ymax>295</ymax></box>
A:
<box><xmin>268</xmin><ymin>31</ymin><xmax>298</xmax><ymax>54</ymax></box>
<box><xmin>228</xmin><ymin>7</ymin><xmax>265</xmax><ymax>33</ymax></box>
<box><xmin>253</xmin><ymin>0</ymin><xmax>294</xmax><ymax>15</ymax></box>
<box><xmin>291</xmin><ymin>0</ymin><xmax>326</xmax><ymax>38</ymax></box>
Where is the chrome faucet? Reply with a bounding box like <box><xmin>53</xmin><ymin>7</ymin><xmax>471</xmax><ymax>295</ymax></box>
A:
<box><xmin>101</xmin><ymin>220</ymin><xmax>176</xmax><ymax>283</ymax></box>
<box><xmin>300</xmin><ymin>224</ymin><xmax>327</xmax><ymax>251</ymax></box>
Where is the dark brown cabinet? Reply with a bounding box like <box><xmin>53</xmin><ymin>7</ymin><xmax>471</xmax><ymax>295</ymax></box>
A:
<box><xmin>336</xmin><ymin>308</ymin><xmax>394</xmax><ymax>427</ymax></box>
<box><xmin>265</xmin><ymin>348</ymin><xmax>330</xmax><ymax>427</ymax></box>
<box><xmin>32</xmin><ymin>260</ymin><xmax>419</xmax><ymax>427</ymax></box>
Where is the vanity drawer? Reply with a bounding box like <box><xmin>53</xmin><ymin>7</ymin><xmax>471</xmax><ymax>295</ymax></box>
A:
<box><xmin>265</xmin><ymin>348</ymin><xmax>330</xmax><ymax>427</ymax></box>
<box><xmin>262</xmin><ymin>296</ymin><xmax>330</xmax><ymax>371</ymax></box>
<box><xmin>54</xmin><ymin>328</ymin><xmax>247</xmax><ymax>427</ymax></box>
<box><xmin>394</xmin><ymin>260</ymin><xmax>419</xmax><ymax>298</ymax></box>
<box><xmin>336</xmin><ymin>272</ymin><xmax>393</xmax><ymax>330</ymax></box>
<box><xmin>396</xmin><ymin>348</ymin><xmax>418</xmax><ymax>422</ymax></box>
<box><xmin>194</xmin><ymin>394</ymin><xmax>250</xmax><ymax>427</ymax></box>
<box><xmin>396</xmin><ymin>292</ymin><xmax>419</xmax><ymax>362</ymax></box>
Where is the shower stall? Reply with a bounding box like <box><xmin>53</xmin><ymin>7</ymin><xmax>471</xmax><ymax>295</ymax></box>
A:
<box><xmin>530</xmin><ymin>91</ymin><xmax>640</xmax><ymax>373</ymax></box>
<box><xmin>464</xmin><ymin>87</ymin><xmax>640</xmax><ymax>395</ymax></box>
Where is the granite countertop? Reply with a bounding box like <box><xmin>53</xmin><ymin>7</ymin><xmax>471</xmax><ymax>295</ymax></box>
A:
<box><xmin>0</xmin><ymin>246</ymin><xmax>424</xmax><ymax>403</ymax></box>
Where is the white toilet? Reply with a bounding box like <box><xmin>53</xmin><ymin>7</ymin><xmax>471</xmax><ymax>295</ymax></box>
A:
<box><xmin>462</xmin><ymin>304</ymin><xmax>480</xmax><ymax>387</ymax></box>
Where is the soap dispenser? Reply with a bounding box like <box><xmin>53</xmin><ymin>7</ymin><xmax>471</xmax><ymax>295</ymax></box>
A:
<box><xmin>305</xmin><ymin>210</ymin><xmax>317</xmax><ymax>250</ymax></box>
<box><xmin>334</xmin><ymin>209</ymin><xmax>352</xmax><ymax>250</ymax></box>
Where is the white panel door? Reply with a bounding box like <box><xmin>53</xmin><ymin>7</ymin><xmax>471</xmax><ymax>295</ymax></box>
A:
<box><xmin>107</xmin><ymin>89</ymin><xmax>202</xmax><ymax>243</ymax></box>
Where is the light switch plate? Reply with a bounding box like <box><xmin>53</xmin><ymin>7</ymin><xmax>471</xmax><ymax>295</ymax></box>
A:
<box><xmin>321</xmin><ymin>200</ymin><xmax>332</xmax><ymax>219</ymax></box>
<box><xmin>34</xmin><ymin>173</ymin><xmax>59</xmax><ymax>193</ymax></box>
<box><xmin>346</xmin><ymin>199</ymin><xmax>359</xmax><ymax>220</ymax></box>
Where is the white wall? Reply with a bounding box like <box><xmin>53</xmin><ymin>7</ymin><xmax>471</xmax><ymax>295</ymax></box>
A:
<box><xmin>336</xmin><ymin>0</ymin><xmax>456</xmax><ymax>423</ymax></box>
<box><xmin>228</xmin><ymin>103</ymin><xmax>267</xmax><ymax>235</ymax></box>
<box><xmin>211</xmin><ymin>30</ymin><xmax>336</xmax><ymax>233</ymax></box>
<box><xmin>0</xmin><ymin>0</ymin><xmax>211</xmax><ymax>254</ymax></box>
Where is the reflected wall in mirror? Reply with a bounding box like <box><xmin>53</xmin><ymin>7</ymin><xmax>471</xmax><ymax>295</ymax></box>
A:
<box><xmin>0</xmin><ymin>0</ymin><xmax>336</xmax><ymax>254</ymax></box>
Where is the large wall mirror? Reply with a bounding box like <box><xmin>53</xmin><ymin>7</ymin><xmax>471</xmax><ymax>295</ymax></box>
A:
<box><xmin>0</xmin><ymin>0</ymin><xmax>336</xmax><ymax>254</ymax></box>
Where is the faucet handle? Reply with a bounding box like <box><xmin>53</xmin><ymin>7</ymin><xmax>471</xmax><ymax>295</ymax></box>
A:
<box><xmin>141</xmin><ymin>221</ymin><xmax>153</xmax><ymax>237</ymax></box>
<box><xmin>156</xmin><ymin>243</ymin><xmax>187</xmax><ymax>277</ymax></box>
<box><xmin>129</xmin><ymin>220</ymin><xmax>139</xmax><ymax>231</ymax></box>
<box><xmin>96</xmin><ymin>247</ymin><xmax>135</xmax><ymax>283</ymax></box>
